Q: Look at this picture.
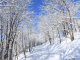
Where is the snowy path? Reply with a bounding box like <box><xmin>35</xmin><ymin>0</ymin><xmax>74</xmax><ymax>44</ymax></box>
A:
<box><xmin>15</xmin><ymin>32</ymin><xmax>80</xmax><ymax>60</ymax></box>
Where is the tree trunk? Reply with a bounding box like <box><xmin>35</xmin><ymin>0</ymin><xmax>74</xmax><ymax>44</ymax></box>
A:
<box><xmin>63</xmin><ymin>0</ymin><xmax>74</xmax><ymax>41</ymax></box>
<box><xmin>29</xmin><ymin>41</ymin><xmax>31</xmax><ymax>53</ymax></box>
<box><xmin>4</xmin><ymin>38</ymin><xmax>11</xmax><ymax>60</ymax></box>
<box><xmin>48</xmin><ymin>31</ymin><xmax>51</xmax><ymax>45</ymax></box>
<box><xmin>57</xmin><ymin>28</ymin><xmax>61</xmax><ymax>43</ymax></box>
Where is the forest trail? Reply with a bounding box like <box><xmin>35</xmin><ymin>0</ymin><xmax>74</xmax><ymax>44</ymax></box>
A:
<box><xmin>14</xmin><ymin>32</ymin><xmax>80</xmax><ymax>60</ymax></box>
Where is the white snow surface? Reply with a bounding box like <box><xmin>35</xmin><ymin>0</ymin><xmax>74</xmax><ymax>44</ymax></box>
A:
<box><xmin>14</xmin><ymin>32</ymin><xmax>80</xmax><ymax>60</ymax></box>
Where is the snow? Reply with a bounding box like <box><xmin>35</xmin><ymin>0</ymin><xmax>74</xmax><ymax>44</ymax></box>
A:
<box><xmin>14</xmin><ymin>32</ymin><xmax>80</xmax><ymax>60</ymax></box>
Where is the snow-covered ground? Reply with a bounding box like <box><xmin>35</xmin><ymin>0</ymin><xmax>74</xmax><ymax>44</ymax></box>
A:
<box><xmin>14</xmin><ymin>32</ymin><xmax>80</xmax><ymax>60</ymax></box>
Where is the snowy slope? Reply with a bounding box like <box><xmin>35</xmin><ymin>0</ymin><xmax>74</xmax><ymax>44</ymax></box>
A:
<box><xmin>14</xmin><ymin>32</ymin><xmax>80</xmax><ymax>60</ymax></box>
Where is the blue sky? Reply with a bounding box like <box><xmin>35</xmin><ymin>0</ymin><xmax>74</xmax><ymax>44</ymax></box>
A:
<box><xmin>29</xmin><ymin>0</ymin><xmax>43</xmax><ymax>32</ymax></box>
<box><xmin>30</xmin><ymin>0</ymin><xmax>43</xmax><ymax>15</ymax></box>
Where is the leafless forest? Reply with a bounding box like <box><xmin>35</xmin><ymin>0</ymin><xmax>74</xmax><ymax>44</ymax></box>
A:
<box><xmin>0</xmin><ymin>0</ymin><xmax>80</xmax><ymax>60</ymax></box>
